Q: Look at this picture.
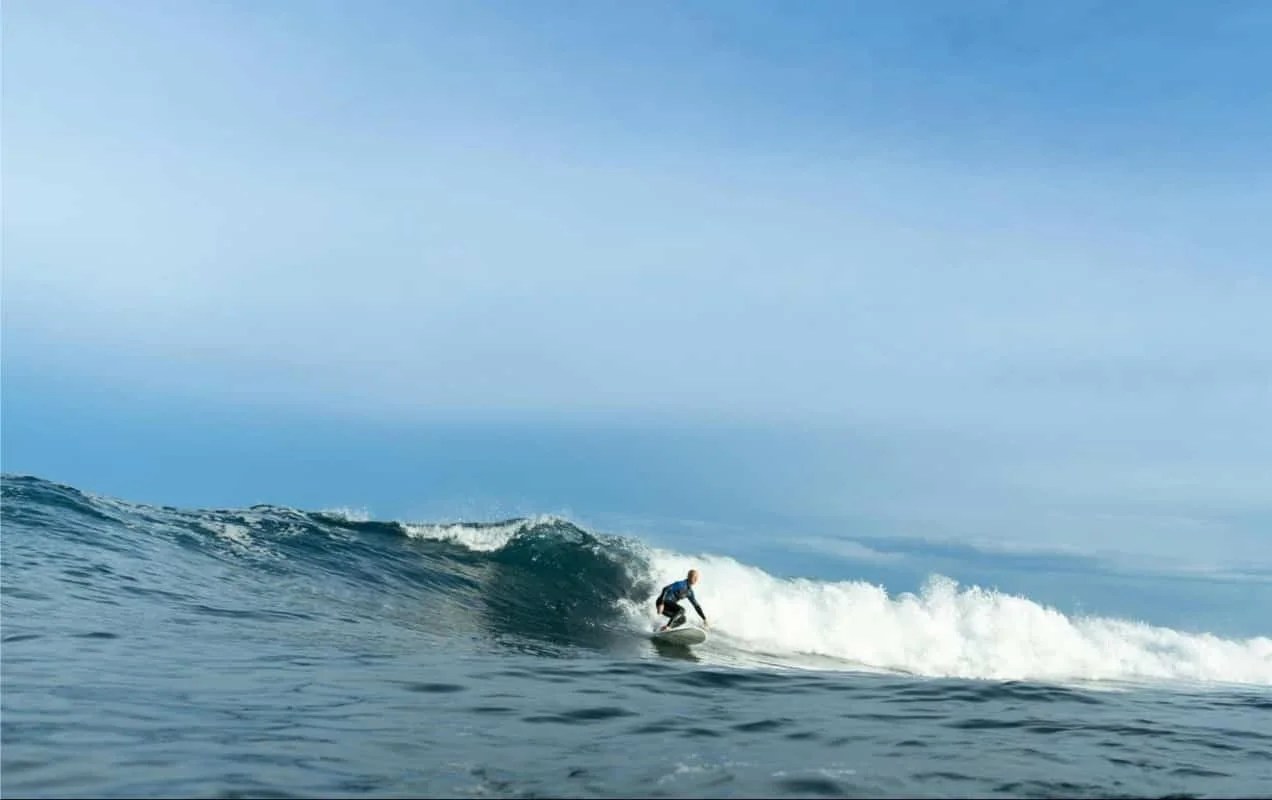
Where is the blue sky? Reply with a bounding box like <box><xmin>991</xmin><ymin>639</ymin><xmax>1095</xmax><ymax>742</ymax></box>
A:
<box><xmin>4</xmin><ymin>0</ymin><xmax>1271</xmax><ymax>575</ymax></box>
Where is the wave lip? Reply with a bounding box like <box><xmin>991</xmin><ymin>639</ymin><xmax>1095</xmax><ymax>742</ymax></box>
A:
<box><xmin>402</xmin><ymin>517</ymin><xmax>550</xmax><ymax>552</ymax></box>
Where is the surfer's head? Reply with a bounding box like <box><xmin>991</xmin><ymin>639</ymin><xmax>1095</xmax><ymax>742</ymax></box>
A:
<box><xmin>687</xmin><ymin>569</ymin><xmax>699</xmax><ymax>585</ymax></box>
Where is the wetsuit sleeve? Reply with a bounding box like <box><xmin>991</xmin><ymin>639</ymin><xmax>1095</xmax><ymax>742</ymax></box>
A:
<box><xmin>688</xmin><ymin>588</ymin><xmax>705</xmax><ymax>620</ymax></box>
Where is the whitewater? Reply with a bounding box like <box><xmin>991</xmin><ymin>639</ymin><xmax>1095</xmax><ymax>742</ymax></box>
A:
<box><xmin>4</xmin><ymin>474</ymin><xmax>1270</xmax><ymax>799</ymax></box>
<box><xmin>409</xmin><ymin>517</ymin><xmax>1272</xmax><ymax>687</ymax></box>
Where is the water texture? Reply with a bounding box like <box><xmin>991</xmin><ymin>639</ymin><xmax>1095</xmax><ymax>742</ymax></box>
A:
<box><xmin>3</xmin><ymin>474</ymin><xmax>1269</xmax><ymax>798</ymax></box>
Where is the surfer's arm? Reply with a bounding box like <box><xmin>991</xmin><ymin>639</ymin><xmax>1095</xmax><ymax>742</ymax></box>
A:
<box><xmin>688</xmin><ymin>590</ymin><xmax>706</xmax><ymax>622</ymax></box>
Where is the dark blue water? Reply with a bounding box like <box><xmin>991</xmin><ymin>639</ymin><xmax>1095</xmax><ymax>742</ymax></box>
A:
<box><xmin>3</xmin><ymin>474</ymin><xmax>1270</xmax><ymax>798</ymax></box>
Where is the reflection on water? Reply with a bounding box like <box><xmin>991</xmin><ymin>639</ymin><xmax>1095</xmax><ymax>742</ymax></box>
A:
<box><xmin>651</xmin><ymin>638</ymin><xmax>703</xmax><ymax>663</ymax></box>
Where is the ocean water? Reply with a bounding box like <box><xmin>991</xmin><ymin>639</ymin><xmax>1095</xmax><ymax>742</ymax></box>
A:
<box><xmin>2</xmin><ymin>474</ymin><xmax>1270</xmax><ymax>799</ymax></box>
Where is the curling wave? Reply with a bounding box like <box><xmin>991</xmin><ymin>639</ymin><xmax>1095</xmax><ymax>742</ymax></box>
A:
<box><xmin>5</xmin><ymin>474</ymin><xmax>1269</xmax><ymax>686</ymax></box>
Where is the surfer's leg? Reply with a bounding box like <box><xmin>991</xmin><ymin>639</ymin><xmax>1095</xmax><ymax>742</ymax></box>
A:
<box><xmin>661</xmin><ymin>601</ymin><xmax>683</xmax><ymax>630</ymax></box>
<box><xmin>666</xmin><ymin>601</ymin><xmax>686</xmax><ymax>628</ymax></box>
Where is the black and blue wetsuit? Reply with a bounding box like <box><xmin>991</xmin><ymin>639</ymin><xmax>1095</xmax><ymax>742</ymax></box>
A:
<box><xmin>656</xmin><ymin>579</ymin><xmax>705</xmax><ymax>628</ymax></box>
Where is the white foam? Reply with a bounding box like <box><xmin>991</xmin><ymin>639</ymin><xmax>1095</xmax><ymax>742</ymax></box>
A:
<box><xmin>215</xmin><ymin>522</ymin><xmax>254</xmax><ymax>546</ymax></box>
<box><xmin>199</xmin><ymin>519</ymin><xmax>284</xmax><ymax>562</ymax></box>
<box><xmin>320</xmin><ymin>506</ymin><xmax>372</xmax><ymax>522</ymax></box>
<box><xmin>396</xmin><ymin>519</ymin><xmax>1272</xmax><ymax>686</ymax></box>
<box><xmin>402</xmin><ymin>515</ymin><xmax>566</xmax><ymax>552</ymax></box>
<box><xmin>637</xmin><ymin>547</ymin><xmax>1272</xmax><ymax>686</ymax></box>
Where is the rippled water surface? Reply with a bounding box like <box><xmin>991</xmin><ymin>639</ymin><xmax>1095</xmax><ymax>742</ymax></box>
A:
<box><xmin>3</xmin><ymin>475</ymin><xmax>1270</xmax><ymax>798</ymax></box>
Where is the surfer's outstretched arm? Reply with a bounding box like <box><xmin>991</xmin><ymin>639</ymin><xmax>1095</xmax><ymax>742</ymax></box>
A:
<box><xmin>688</xmin><ymin>591</ymin><xmax>707</xmax><ymax>625</ymax></box>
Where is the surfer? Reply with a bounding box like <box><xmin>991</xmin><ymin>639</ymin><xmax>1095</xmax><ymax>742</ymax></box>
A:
<box><xmin>655</xmin><ymin>569</ymin><xmax>708</xmax><ymax>631</ymax></box>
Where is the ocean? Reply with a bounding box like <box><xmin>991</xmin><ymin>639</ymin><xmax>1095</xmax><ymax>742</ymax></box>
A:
<box><xmin>2</xmin><ymin>473</ymin><xmax>1269</xmax><ymax>798</ymax></box>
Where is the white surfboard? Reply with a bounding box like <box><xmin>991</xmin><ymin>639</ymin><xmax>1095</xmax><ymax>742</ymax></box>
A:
<box><xmin>652</xmin><ymin>624</ymin><xmax>707</xmax><ymax>646</ymax></box>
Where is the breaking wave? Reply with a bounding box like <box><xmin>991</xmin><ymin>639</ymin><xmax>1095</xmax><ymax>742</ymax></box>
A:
<box><xmin>5</xmin><ymin>474</ymin><xmax>1269</xmax><ymax>686</ymax></box>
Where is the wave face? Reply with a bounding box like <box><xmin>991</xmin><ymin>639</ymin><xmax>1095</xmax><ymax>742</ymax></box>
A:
<box><xmin>4</xmin><ymin>474</ymin><xmax>1270</xmax><ymax>686</ymax></box>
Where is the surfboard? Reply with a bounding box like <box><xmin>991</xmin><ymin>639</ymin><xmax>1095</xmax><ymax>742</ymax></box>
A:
<box><xmin>651</xmin><ymin>624</ymin><xmax>707</xmax><ymax>646</ymax></box>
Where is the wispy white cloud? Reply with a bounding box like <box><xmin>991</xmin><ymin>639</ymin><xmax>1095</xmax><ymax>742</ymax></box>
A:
<box><xmin>4</xmin><ymin>1</ymin><xmax>1270</xmax><ymax>566</ymax></box>
<box><xmin>791</xmin><ymin>537</ymin><xmax>906</xmax><ymax>565</ymax></box>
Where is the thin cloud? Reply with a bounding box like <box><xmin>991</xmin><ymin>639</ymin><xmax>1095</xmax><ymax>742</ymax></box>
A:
<box><xmin>3</xmin><ymin>1</ymin><xmax>1270</xmax><ymax>570</ymax></box>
